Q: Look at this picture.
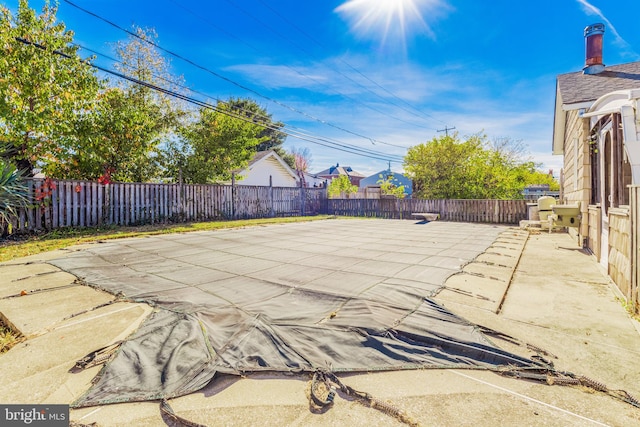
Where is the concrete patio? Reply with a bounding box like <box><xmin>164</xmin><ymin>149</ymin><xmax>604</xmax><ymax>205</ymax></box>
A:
<box><xmin>0</xmin><ymin>219</ymin><xmax>639</xmax><ymax>426</ymax></box>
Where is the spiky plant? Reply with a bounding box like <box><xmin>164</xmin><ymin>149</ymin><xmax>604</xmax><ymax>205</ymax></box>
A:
<box><xmin>0</xmin><ymin>160</ymin><xmax>30</xmax><ymax>235</ymax></box>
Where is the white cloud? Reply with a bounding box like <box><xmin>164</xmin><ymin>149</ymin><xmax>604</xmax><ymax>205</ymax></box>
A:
<box><xmin>576</xmin><ymin>0</ymin><xmax>640</xmax><ymax>59</ymax></box>
<box><xmin>225</xmin><ymin>57</ymin><xmax>457</xmax><ymax>104</ymax></box>
<box><xmin>221</xmin><ymin>46</ymin><xmax>561</xmax><ymax>174</ymax></box>
<box><xmin>224</xmin><ymin>64</ymin><xmax>330</xmax><ymax>90</ymax></box>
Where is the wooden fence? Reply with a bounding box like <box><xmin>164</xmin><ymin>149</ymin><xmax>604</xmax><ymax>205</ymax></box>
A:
<box><xmin>608</xmin><ymin>207</ymin><xmax>632</xmax><ymax>308</ymax></box>
<box><xmin>327</xmin><ymin>198</ymin><xmax>528</xmax><ymax>224</ymax></box>
<box><xmin>11</xmin><ymin>179</ymin><xmax>327</xmax><ymax>233</ymax></box>
<box><xmin>587</xmin><ymin>205</ymin><xmax>602</xmax><ymax>262</ymax></box>
<box><xmin>629</xmin><ymin>185</ymin><xmax>640</xmax><ymax>314</ymax></box>
<box><xmin>9</xmin><ymin>179</ymin><xmax>529</xmax><ymax>234</ymax></box>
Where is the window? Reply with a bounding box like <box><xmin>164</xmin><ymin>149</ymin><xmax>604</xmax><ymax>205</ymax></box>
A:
<box><xmin>595</xmin><ymin>114</ymin><xmax>631</xmax><ymax>213</ymax></box>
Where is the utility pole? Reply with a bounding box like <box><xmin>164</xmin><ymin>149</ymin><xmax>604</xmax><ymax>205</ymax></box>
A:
<box><xmin>437</xmin><ymin>126</ymin><xmax>456</xmax><ymax>136</ymax></box>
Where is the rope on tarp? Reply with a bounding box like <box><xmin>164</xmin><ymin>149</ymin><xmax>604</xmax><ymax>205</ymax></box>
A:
<box><xmin>69</xmin><ymin>421</ymin><xmax>98</xmax><ymax>427</ymax></box>
<box><xmin>69</xmin><ymin>341</ymin><xmax>123</xmax><ymax>373</ymax></box>
<box><xmin>476</xmin><ymin>324</ymin><xmax>557</xmax><ymax>362</ymax></box>
<box><xmin>310</xmin><ymin>369</ymin><xmax>420</xmax><ymax>427</ymax></box>
<box><xmin>499</xmin><ymin>367</ymin><xmax>640</xmax><ymax>409</ymax></box>
<box><xmin>160</xmin><ymin>399</ymin><xmax>208</xmax><ymax>427</ymax></box>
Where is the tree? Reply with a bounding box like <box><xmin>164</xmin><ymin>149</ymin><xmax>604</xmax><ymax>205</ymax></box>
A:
<box><xmin>224</xmin><ymin>98</ymin><xmax>286</xmax><ymax>152</ymax></box>
<box><xmin>220</xmin><ymin>98</ymin><xmax>296</xmax><ymax>167</ymax></box>
<box><xmin>49</xmin><ymin>87</ymin><xmax>167</xmax><ymax>182</ymax></box>
<box><xmin>404</xmin><ymin>133</ymin><xmax>484</xmax><ymax>199</ymax></box>
<box><xmin>377</xmin><ymin>173</ymin><xmax>406</xmax><ymax>198</ymax></box>
<box><xmin>327</xmin><ymin>175</ymin><xmax>358</xmax><ymax>198</ymax></box>
<box><xmin>48</xmin><ymin>26</ymin><xmax>188</xmax><ymax>182</ymax></box>
<box><xmin>291</xmin><ymin>146</ymin><xmax>312</xmax><ymax>187</ymax></box>
<box><xmin>0</xmin><ymin>0</ymin><xmax>99</xmax><ymax>175</ymax></box>
<box><xmin>405</xmin><ymin>133</ymin><xmax>558</xmax><ymax>199</ymax></box>
<box><xmin>525</xmin><ymin>167</ymin><xmax>560</xmax><ymax>190</ymax></box>
<box><xmin>176</xmin><ymin>102</ymin><xmax>269</xmax><ymax>183</ymax></box>
<box><xmin>113</xmin><ymin>26</ymin><xmax>187</xmax><ymax>129</ymax></box>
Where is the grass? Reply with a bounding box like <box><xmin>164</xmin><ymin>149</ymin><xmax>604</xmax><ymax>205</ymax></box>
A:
<box><xmin>0</xmin><ymin>319</ymin><xmax>21</xmax><ymax>354</ymax></box>
<box><xmin>0</xmin><ymin>215</ymin><xmax>334</xmax><ymax>263</ymax></box>
<box><xmin>617</xmin><ymin>297</ymin><xmax>640</xmax><ymax>322</ymax></box>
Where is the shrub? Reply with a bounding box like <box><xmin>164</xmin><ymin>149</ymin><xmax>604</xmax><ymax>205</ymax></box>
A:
<box><xmin>0</xmin><ymin>160</ymin><xmax>30</xmax><ymax>235</ymax></box>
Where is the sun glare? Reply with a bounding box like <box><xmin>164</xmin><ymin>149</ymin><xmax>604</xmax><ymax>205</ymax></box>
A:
<box><xmin>335</xmin><ymin>0</ymin><xmax>449</xmax><ymax>48</ymax></box>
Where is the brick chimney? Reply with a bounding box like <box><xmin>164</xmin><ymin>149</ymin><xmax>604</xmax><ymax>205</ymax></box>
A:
<box><xmin>583</xmin><ymin>23</ymin><xmax>605</xmax><ymax>75</ymax></box>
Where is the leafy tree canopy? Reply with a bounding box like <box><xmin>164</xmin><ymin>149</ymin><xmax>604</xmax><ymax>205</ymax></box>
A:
<box><xmin>48</xmin><ymin>25</ymin><xmax>186</xmax><ymax>182</ymax></box>
<box><xmin>0</xmin><ymin>2</ymin><xmax>295</xmax><ymax>185</ymax></box>
<box><xmin>224</xmin><ymin>98</ymin><xmax>286</xmax><ymax>153</ymax></box>
<box><xmin>113</xmin><ymin>26</ymin><xmax>187</xmax><ymax>129</ymax></box>
<box><xmin>49</xmin><ymin>87</ymin><xmax>167</xmax><ymax>182</ymax></box>
<box><xmin>327</xmin><ymin>175</ymin><xmax>358</xmax><ymax>198</ymax></box>
<box><xmin>174</xmin><ymin>100</ymin><xmax>269</xmax><ymax>183</ymax></box>
<box><xmin>377</xmin><ymin>173</ymin><xmax>406</xmax><ymax>198</ymax></box>
<box><xmin>404</xmin><ymin>133</ymin><xmax>559</xmax><ymax>199</ymax></box>
<box><xmin>0</xmin><ymin>0</ymin><xmax>99</xmax><ymax>175</ymax></box>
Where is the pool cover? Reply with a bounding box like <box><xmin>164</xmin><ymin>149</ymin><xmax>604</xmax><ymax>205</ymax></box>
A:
<box><xmin>50</xmin><ymin>220</ymin><xmax>541</xmax><ymax>407</ymax></box>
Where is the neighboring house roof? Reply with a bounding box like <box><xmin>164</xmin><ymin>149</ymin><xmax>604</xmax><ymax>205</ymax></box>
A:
<box><xmin>553</xmin><ymin>61</ymin><xmax>640</xmax><ymax>154</ymax></box>
<box><xmin>303</xmin><ymin>172</ymin><xmax>324</xmax><ymax>186</ymax></box>
<box><xmin>315</xmin><ymin>164</ymin><xmax>365</xmax><ymax>179</ymax></box>
<box><xmin>234</xmin><ymin>150</ymin><xmax>299</xmax><ymax>187</ymax></box>
<box><xmin>359</xmin><ymin>170</ymin><xmax>413</xmax><ymax>195</ymax></box>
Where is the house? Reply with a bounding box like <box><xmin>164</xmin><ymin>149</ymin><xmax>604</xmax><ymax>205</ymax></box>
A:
<box><xmin>552</xmin><ymin>23</ymin><xmax>640</xmax><ymax>312</ymax></box>
<box><xmin>315</xmin><ymin>163</ymin><xmax>366</xmax><ymax>186</ymax></box>
<box><xmin>359</xmin><ymin>169</ymin><xmax>413</xmax><ymax>197</ymax></box>
<box><xmin>234</xmin><ymin>150</ymin><xmax>300</xmax><ymax>187</ymax></box>
<box><xmin>522</xmin><ymin>184</ymin><xmax>558</xmax><ymax>201</ymax></box>
<box><xmin>302</xmin><ymin>172</ymin><xmax>325</xmax><ymax>188</ymax></box>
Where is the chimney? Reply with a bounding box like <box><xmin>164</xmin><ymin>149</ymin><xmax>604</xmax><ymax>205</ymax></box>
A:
<box><xmin>583</xmin><ymin>23</ymin><xmax>605</xmax><ymax>75</ymax></box>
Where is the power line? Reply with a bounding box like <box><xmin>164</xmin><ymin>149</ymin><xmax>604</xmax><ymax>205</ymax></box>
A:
<box><xmin>73</xmin><ymin>43</ymin><xmax>405</xmax><ymax>162</ymax></box>
<box><xmin>166</xmin><ymin>0</ymin><xmax>431</xmax><ymax>145</ymax></box>
<box><xmin>253</xmin><ymin>0</ymin><xmax>447</xmax><ymax>127</ymax></box>
<box><xmin>215</xmin><ymin>0</ymin><xmax>439</xmax><ymax>136</ymax></box>
<box><xmin>437</xmin><ymin>126</ymin><xmax>456</xmax><ymax>136</ymax></box>
<box><xmin>61</xmin><ymin>0</ymin><xmax>409</xmax><ymax>151</ymax></box>
<box><xmin>17</xmin><ymin>37</ymin><xmax>403</xmax><ymax>163</ymax></box>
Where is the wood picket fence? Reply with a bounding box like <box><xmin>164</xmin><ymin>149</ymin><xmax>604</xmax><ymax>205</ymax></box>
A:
<box><xmin>326</xmin><ymin>197</ymin><xmax>527</xmax><ymax>224</ymax></box>
<box><xmin>10</xmin><ymin>179</ymin><xmax>327</xmax><ymax>233</ymax></box>
<box><xmin>9</xmin><ymin>179</ymin><xmax>528</xmax><ymax>234</ymax></box>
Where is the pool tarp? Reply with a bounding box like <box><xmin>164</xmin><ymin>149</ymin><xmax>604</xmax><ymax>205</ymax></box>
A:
<box><xmin>49</xmin><ymin>220</ymin><xmax>542</xmax><ymax>407</ymax></box>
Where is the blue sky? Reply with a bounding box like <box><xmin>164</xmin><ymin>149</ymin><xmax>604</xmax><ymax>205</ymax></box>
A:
<box><xmin>6</xmin><ymin>0</ymin><xmax>640</xmax><ymax>176</ymax></box>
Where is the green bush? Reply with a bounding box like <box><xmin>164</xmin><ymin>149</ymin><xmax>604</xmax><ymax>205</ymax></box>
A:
<box><xmin>0</xmin><ymin>160</ymin><xmax>30</xmax><ymax>235</ymax></box>
<box><xmin>327</xmin><ymin>175</ymin><xmax>358</xmax><ymax>198</ymax></box>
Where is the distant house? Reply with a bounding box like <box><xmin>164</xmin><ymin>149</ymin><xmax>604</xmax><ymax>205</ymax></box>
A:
<box><xmin>522</xmin><ymin>184</ymin><xmax>558</xmax><ymax>201</ymax></box>
<box><xmin>234</xmin><ymin>150</ymin><xmax>299</xmax><ymax>187</ymax></box>
<box><xmin>315</xmin><ymin>163</ymin><xmax>366</xmax><ymax>186</ymax></box>
<box><xmin>552</xmin><ymin>23</ymin><xmax>640</xmax><ymax>312</ymax></box>
<box><xmin>302</xmin><ymin>172</ymin><xmax>325</xmax><ymax>188</ymax></box>
<box><xmin>359</xmin><ymin>169</ymin><xmax>413</xmax><ymax>197</ymax></box>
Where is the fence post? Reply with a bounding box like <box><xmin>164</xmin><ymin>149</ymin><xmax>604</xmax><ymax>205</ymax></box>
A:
<box><xmin>231</xmin><ymin>172</ymin><xmax>237</xmax><ymax>219</ymax></box>
<box><xmin>269</xmin><ymin>175</ymin><xmax>275</xmax><ymax>217</ymax></box>
<box><xmin>631</xmin><ymin>186</ymin><xmax>640</xmax><ymax>314</ymax></box>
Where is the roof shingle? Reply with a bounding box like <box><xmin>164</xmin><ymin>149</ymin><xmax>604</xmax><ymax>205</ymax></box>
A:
<box><xmin>557</xmin><ymin>61</ymin><xmax>640</xmax><ymax>105</ymax></box>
